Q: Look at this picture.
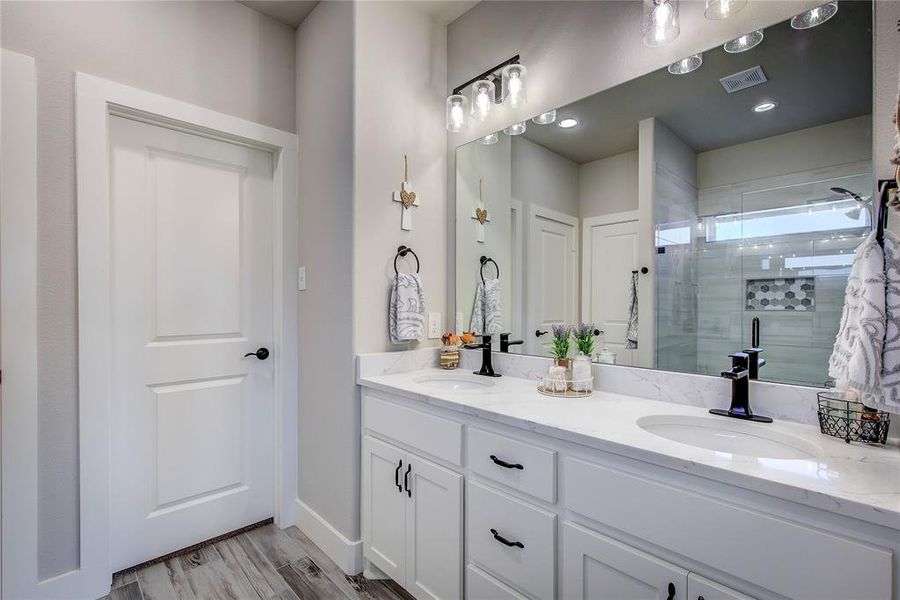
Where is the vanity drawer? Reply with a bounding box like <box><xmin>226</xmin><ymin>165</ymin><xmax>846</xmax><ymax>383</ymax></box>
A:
<box><xmin>468</xmin><ymin>427</ymin><xmax>557</xmax><ymax>503</ymax></box>
<box><xmin>363</xmin><ymin>393</ymin><xmax>462</xmax><ymax>465</ymax></box>
<box><xmin>467</xmin><ymin>481</ymin><xmax>556</xmax><ymax>600</ymax></box>
<box><xmin>564</xmin><ymin>457</ymin><xmax>892</xmax><ymax>600</ymax></box>
<box><xmin>466</xmin><ymin>564</ymin><xmax>527</xmax><ymax>600</ymax></box>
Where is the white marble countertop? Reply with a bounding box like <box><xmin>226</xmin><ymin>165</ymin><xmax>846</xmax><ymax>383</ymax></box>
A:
<box><xmin>358</xmin><ymin>366</ymin><xmax>900</xmax><ymax>531</ymax></box>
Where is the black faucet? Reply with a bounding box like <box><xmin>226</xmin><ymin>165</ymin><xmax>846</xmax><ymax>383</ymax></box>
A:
<box><xmin>710</xmin><ymin>352</ymin><xmax>773</xmax><ymax>423</ymax></box>
<box><xmin>743</xmin><ymin>347</ymin><xmax>766</xmax><ymax>379</ymax></box>
<box><xmin>499</xmin><ymin>333</ymin><xmax>524</xmax><ymax>353</ymax></box>
<box><xmin>466</xmin><ymin>334</ymin><xmax>501</xmax><ymax>377</ymax></box>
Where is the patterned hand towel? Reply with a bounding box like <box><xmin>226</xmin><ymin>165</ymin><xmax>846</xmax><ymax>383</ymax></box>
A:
<box><xmin>828</xmin><ymin>230</ymin><xmax>886</xmax><ymax>406</ymax></box>
<box><xmin>389</xmin><ymin>273</ymin><xmax>425</xmax><ymax>343</ymax></box>
<box><xmin>625</xmin><ymin>271</ymin><xmax>639</xmax><ymax>349</ymax></box>
<box><xmin>880</xmin><ymin>230</ymin><xmax>900</xmax><ymax>412</ymax></box>
<box><xmin>469</xmin><ymin>279</ymin><xmax>502</xmax><ymax>335</ymax></box>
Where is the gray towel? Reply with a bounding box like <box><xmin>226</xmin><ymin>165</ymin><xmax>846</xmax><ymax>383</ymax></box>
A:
<box><xmin>828</xmin><ymin>230</ymin><xmax>885</xmax><ymax>405</ymax></box>
<box><xmin>625</xmin><ymin>271</ymin><xmax>638</xmax><ymax>349</ymax></box>
<box><xmin>389</xmin><ymin>273</ymin><xmax>425</xmax><ymax>343</ymax></box>
<box><xmin>469</xmin><ymin>278</ymin><xmax>502</xmax><ymax>335</ymax></box>
<box><xmin>880</xmin><ymin>230</ymin><xmax>900</xmax><ymax>412</ymax></box>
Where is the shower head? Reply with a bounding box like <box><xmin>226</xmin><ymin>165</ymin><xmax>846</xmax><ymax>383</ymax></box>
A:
<box><xmin>831</xmin><ymin>187</ymin><xmax>871</xmax><ymax>219</ymax></box>
<box><xmin>830</xmin><ymin>187</ymin><xmax>867</xmax><ymax>204</ymax></box>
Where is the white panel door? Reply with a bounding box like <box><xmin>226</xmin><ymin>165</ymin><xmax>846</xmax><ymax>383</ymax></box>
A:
<box><xmin>109</xmin><ymin>115</ymin><xmax>275</xmax><ymax>570</ymax></box>
<box><xmin>583</xmin><ymin>218</ymin><xmax>639</xmax><ymax>366</ymax></box>
<box><xmin>363</xmin><ymin>436</ymin><xmax>408</xmax><ymax>583</ymax></box>
<box><xmin>563</xmin><ymin>523</ymin><xmax>688</xmax><ymax>600</ymax></box>
<box><xmin>527</xmin><ymin>206</ymin><xmax>578</xmax><ymax>356</ymax></box>
<box><xmin>405</xmin><ymin>453</ymin><xmax>463</xmax><ymax>600</ymax></box>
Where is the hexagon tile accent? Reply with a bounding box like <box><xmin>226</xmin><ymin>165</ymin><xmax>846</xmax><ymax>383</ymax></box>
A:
<box><xmin>746</xmin><ymin>277</ymin><xmax>815</xmax><ymax>311</ymax></box>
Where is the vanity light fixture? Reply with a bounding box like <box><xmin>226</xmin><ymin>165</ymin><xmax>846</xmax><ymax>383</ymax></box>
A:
<box><xmin>445</xmin><ymin>94</ymin><xmax>468</xmax><ymax>132</ymax></box>
<box><xmin>478</xmin><ymin>132</ymin><xmax>500</xmax><ymax>145</ymax></box>
<box><xmin>501</xmin><ymin>64</ymin><xmax>527</xmax><ymax>108</ymax></box>
<box><xmin>668</xmin><ymin>53</ymin><xmax>702</xmax><ymax>75</ymax></box>
<box><xmin>724</xmin><ymin>29</ymin><xmax>764</xmax><ymax>53</ymax></box>
<box><xmin>791</xmin><ymin>1</ymin><xmax>838</xmax><ymax>30</ymax></box>
<box><xmin>503</xmin><ymin>121</ymin><xmax>527</xmax><ymax>136</ymax></box>
<box><xmin>752</xmin><ymin>100</ymin><xmax>778</xmax><ymax>113</ymax></box>
<box><xmin>532</xmin><ymin>109</ymin><xmax>557</xmax><ymax>125</ymax></box>
<box><xmin>642</xmin><ymin>0</ymin><xmax>680</xmax><ymax>47</ymax></box>
<box><xmin>704</xmin><ymin>0</ymin><xmax>747</xmax><ymax>20</ymax></box>
<box><xmin>558</xmin><ymin>118</ymin><xmax>578</xmax><ymax>129</ymax></box>
<box><xmin>471</xmin><ymin>79</ymin><xmax>496</xmax><ymax>122</ymax></box>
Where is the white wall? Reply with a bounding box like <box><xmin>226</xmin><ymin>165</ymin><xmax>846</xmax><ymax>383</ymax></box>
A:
<box><xmin>296</xmin><ymin>0</ymin><xmax>357</xmax><ymax>550</ymax></box>
<box><xmin>579</xmin><ymin>151</ymin><xmax>639</xmax><ymax>217</ymax></box>
<box><xmin>0</xmin><ymin>0</ymin><xmax>296</xmax><ymax>578</ymax></box>
<box><xmin>511</xmin><ymin>136</ymin><xmax>579</xmax><ymax>219</ymax></box>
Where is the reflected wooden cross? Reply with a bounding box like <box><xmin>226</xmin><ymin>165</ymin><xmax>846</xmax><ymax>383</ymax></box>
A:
<box><xmin>392</xmin><ymin>155</ymin><xmax>419</xmax><ymax>231</ymax></box>
<box><xmin>471</xmin><ymin>178</ymin><xmax>490</xmax><ymax>243</ymax></box>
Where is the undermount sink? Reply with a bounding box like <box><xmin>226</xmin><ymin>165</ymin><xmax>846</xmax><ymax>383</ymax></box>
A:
<box><xmin>413</xmin><ymin>374</ymin><xmax>496</xmax><ymax>391</ymax></box>
<box><xmin>637</xmin><ymin>415</ymin><xmax>820</xmax><ymax>460</ymax></box>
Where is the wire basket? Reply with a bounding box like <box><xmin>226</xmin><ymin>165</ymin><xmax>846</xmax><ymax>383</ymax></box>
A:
<box><xmin>537</xmin><ymin>374</ymin><xmax>593</xmax><ymax>398</ymax></box>
<box><xmin>817</xmin><ymin>390</ymin><xmax>891</xmax><ymax>445</ymax></box>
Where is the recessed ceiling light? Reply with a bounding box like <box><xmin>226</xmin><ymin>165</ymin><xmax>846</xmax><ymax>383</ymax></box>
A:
<box><xmin>791</xmin><ymin>1</ymin><xmax>838</xmax><ymax>30</ymax></box>
<box><xmin>558</xmin><ymin>118</ymin><xmax>578</xmax><ymax>129</ymax></box>
<box><xmin>752</xmin><ymin>101</ymin><xmax>778</xmax><ymax>113</ymax></box>
<box><xmin>724</xmin><ymin>29</ymin><xmax>764</xmax><ymax>53</ymax></box>
<box><xmin>668</xmin><ymin>53</ymin><xmax>703</xmax><ymax>75</ymax></box>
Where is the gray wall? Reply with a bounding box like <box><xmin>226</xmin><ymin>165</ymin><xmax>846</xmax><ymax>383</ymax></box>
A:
<box><xmin>0</xmin><ymin>0</ymin><xmax>296</xmax><ymax>578</ymax></box>
<box><xmin>296</xmin><ymin>0</ymin><xmax>358</xmax><ymax>545</ymax></box>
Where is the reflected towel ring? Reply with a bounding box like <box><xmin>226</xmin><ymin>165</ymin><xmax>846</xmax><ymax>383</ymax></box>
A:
<box><xmin>480</xmin><ymin>256</ymin><xmax>499</xmax><ymax>284</ymax></box>
<box><xmin>632</xmin><ymin>267</ymin><xmax>649</xmax><ymax>275</ymax></box>
<box><xmin>394</xmin><ymin>245</ymin><xmax>420</xmax><ymax>275</ymax></box>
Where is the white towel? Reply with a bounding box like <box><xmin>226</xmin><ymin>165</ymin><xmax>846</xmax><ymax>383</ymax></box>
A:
<box><xmin>625</xmin><ymin>271</ymin><xmax>638</xmax><ymax>350</ymax></box>
<box><xmin>389</xmin><ymin>273</ymin><xmax>425</xmax><ymax>343</ymax></box>
<box><xmin>828</xmin><ymin>230</ymin><xmax>886</xmax><ymax>406</ymax></box>
<box><xmin>880</xmin><ymin>230</ymin><xmax>900</xmax><ymax>412</ymax></box>
<box><xmin>469</xmin><ymin>278</ymin><xmax>502</xmax><ymax>335</ymax></box>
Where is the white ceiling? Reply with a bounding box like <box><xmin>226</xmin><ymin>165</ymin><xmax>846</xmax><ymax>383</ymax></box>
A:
<box><xmin>237</xmin><ymin>0</ymin><xmax>319</xmax><ymax>28</ymax></box>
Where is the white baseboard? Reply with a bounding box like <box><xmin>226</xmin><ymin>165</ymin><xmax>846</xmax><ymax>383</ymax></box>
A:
<box><xmin>293</xmin><ymin>498</ymin><xmax>363</xmax><ymax>575</ymax></box>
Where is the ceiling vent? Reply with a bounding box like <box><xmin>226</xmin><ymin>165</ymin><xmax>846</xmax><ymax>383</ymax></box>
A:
<box><xmin>719</xmin><ymin>66</ymin><xmax>767</xmax><ymax>94</ymax></box>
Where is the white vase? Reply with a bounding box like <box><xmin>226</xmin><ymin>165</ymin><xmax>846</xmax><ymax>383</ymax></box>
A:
<box><xmin>571</xmin><ymin>352</ymin><xmax>592</xmax><ymax>392</ymax></box>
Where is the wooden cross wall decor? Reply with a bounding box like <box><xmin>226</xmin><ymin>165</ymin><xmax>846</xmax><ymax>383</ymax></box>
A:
<box><xmin>392</xmin><ymin>154</ymin><xmax>420</xmax><ymax>231</ymax></box>
<box><xmin>471</xmin><ymin>178</ymin><xmax>491</xmax><ymax>243</ymax></box>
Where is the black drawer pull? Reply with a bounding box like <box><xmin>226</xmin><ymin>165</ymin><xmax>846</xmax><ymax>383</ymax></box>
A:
<box><xmin>666</xmin><ymin>582</ymin><xmax>676</xmax><ymax>600</ymax></box>
<box><xmin>490</xmin><ymin>528</ymin><xmax>524</xmax><ymax>549</ymax></box>
<box><xmin>394</xmin><ymin>459</ymin><xmax>403</xmax><ymax>492</ymax></box>
<box><xmin>490</xmin><ymin>455</ymin><xmax>524</xmax><ymax>470</ymax></box>
<box><xmin>404</xmin><ymin>464</ymin><xmax>412</xmax><ymax>497</ymax></box>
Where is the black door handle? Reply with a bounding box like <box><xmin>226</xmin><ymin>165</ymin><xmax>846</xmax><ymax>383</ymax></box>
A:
<box><xmin>243</xmin><ymin>347</ymin><xmax>270</xmax><ymax>360</ymax></box>
<box><xmin>404</xmin><ymin>464</ymin><xmax>412</xmax><ymax>497</ymax></box>
<box><xmin>535</xmin><ymin>330</ymin><xmax>547</xmax><ymax>337</ymax></box>
<box><xmin>666</xmin><ymin>582</ymin><xmax>676</xmax><ymax>600</ymax></box>
<box><xmin>490</xmin><ymin>528</ymin><xmax>524</xmax><ymax>548</ymax></box>
<box><xmin>490</xmin><ymin>455</ymin><xmax>524</xmax><ymax>470</ymax></box>
<box><xmin>394</xmin><ymin>459</ymin><xmax>403</xmax><ymax>492</ymax></box>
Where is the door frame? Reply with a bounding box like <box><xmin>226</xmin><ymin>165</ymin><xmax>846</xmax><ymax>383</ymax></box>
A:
<box><xmin>581</xmin><ymin>210</ymin><xmax>640</xmax><ymax>323</ymax></box>
<box><xmin>76</xmin><ymin>73</ymin><xmax>299</xmax><ymax>597</ymax></box>
<box><xmin>509</xmin><ymin>199</ymin><xmax>525</xmax><ymax>346</ymax></box>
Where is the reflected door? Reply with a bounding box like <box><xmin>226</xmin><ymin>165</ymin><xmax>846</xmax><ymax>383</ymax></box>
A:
<box><xmin>109</xmin><ymin>116</ymin><xmax>275</xmax><ymax>570</ymax></box>
<box><xmin>527</xmin><ymin>205</ymin><xmax>578</xmax><ymax>355</ymax></box>
<box><xmin>583</xmin><ymin>217</ymin><xmax>640</xmax><ymax>366</ymax></box>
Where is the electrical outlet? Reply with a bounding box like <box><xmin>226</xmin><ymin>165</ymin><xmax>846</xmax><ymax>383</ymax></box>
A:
<box><xmin>428</xmin><ymin>312</ymin><xmax>441</xmax><ymax>339</ymax></box>
<box><xmin>298</xmin><ymin>266</ymin><xmax>307</xmax><ymax>291</ymax></box>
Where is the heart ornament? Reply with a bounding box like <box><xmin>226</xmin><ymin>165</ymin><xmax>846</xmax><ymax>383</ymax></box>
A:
<box><xmin>475</xmin><ymin>207</ymin><xmax>488</xmax><ymax>224</ymax></box>
<box><xmin>400</xmin><ymin>188</ymin><xmax>417</xmax><ymax>209</ymax></box>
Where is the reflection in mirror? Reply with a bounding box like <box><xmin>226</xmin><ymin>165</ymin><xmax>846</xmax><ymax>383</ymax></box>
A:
<box><xmin>455</xmin><ymin>2</ymin><xmax>873</xmax><ymax>387</ymax></box>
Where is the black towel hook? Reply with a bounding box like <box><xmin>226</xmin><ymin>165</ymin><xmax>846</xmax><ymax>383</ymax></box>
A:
<box><xmin>480</xmin><ymin>255</ymin><xmax>499</xmax><ymax>284</ymax></box>
<box><xmin>394</xmin><ymin>245</ymin><xmax>420</xmax><ymax>275</ymax></box>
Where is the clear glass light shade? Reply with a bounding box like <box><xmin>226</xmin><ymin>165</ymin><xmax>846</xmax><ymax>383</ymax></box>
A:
<box><xmin>791</xmin><ymin>1</ymin><xmax>838</xmax><ymax>29</ymax></box>
<box><xmin>501</xmin><ymin>64</ymin><xmax>527</xmax><ymax>108</ymax></box>
<box><xmin>470</xmin><ymin>80</ymin><xmax>496</xmax><ymax>122</ymax></box>
<box><xmin>532</xmin><ymin>109</ymin><xmax>557</xmax><ymax>125</ymax></box>
<box><xmin>503</xmin><ymin>121</ymin><xmax>527</xmax><ymax>136</ymax></box>
<box><xmin>445</xmin><ymin>94</ymin><xmax>468</xmax><ymax>132</ymax></box>
<box><xmin>723</xmin><ymin>29</ymin><xmax>763</xmax><ymax>53</ymax></box>
<box><xmin>478</xmin><ymin>132</ymin><xmax>499</xmax><ymax>145</ymax></box>
<box><xmin>704</xmin><ymin>0</ymin><xmax>747</xmax><ymax>20</ymax></box>
<box><xmin>642</xmin><ymin>0</ymin><xmax>680</xmax><ymax>47</ymax></box>
<box><xmin>667</xmin><ymin>53</ymin><xmax>702</xmax><ymax>75</ymax></box>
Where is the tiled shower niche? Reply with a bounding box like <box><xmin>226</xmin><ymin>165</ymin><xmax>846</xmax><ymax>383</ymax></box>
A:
<box><xmin>746</xmin><ymin>277</ymin><xmax>815</xmax><ymax>311</ymax></box>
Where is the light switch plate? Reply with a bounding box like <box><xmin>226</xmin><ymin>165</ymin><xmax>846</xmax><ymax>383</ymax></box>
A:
<box><xmin>428</xmin><ymin>312</ymin><xmax>441</xmax><ymax>339</ymax></box>
<box><xmin>298</xmin><ymin>266</ymin><xmax>307</xmax><ymax>291</ymax></box>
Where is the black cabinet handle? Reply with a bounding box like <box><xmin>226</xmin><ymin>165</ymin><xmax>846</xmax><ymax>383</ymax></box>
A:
<box><xmin>394</xmin><ymin>459</ymin><xmax>403</xmax><ymax>493</ymax></box>
<box><xmin>404</xmin><ymin>464</ymin><xmax>412</xmax><ymax>497</ymax></box>
<box><xmin>666</xmin><ymin>582</ymin><xmax>676</xmax><ymax>600</ymax></box>
<box><xmin>489</xmin><ymin>455</ymin><xmax>524</xmax><ymax>470</ymax></box>
<box><xmin>243</xmin><ymin>347</ymin><xmax>269</xmax><ymax>360</ymax></box>
<box><xmin>490</xmin><ymin>528</ymin><xmax>524</xmax><ymax>549</ymax></box>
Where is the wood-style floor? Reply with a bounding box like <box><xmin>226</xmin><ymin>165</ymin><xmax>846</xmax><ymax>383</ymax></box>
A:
<box><xmin>100</xmin><ymin>524</ymin><xmax>414</xmax><ymax>600</ymax></box>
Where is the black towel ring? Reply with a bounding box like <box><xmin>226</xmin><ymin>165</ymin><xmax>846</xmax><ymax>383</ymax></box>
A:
<box><xmin>394</xmin><ymin>245</ymin><xmax>420</xmax><ymax>275</ymax></box>
<box><xmin>480</xmin><ymin>256</ymin><xmax>499</xmax><ymax>284</ymax></box>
